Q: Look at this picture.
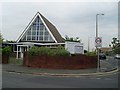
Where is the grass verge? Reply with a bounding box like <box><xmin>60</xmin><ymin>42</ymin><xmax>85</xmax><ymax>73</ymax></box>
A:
<box><xmin>9</xmin><ymin>57</ymin><xmax>23</xmax><ymax>65</ymax></box>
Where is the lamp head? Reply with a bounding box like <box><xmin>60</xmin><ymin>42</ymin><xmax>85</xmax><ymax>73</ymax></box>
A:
<box><xmin>96</xmin><ymin>14</ymin><xmax>104</xmax><ymax>16</ymax></box>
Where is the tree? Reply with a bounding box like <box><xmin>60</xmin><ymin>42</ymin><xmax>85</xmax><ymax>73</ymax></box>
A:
<box><xmin>110</xmin><ymin>37</ymin><xmax>120</xmax><ymax>54</ymax></box>
<box><xmin>111</xmin><ymin>38</ymin><xmax>120</xmax><ymax>49</ymax></box>
<box><xmin>114</xmin><ymin>47</ymin><xmax>120</xmax><ymax>54</ymax></box>
<box><xmin>6</xmin><ymin>40</ymin><xmax>16</xmax><ymax>43</ymax></box>
<box><xmin>0</xmin><ymin>33</ymin><xmax>3</xmax><ymax>43</ymax></box>
<box><xmin>65</xmin><ymin>35</ymin><xmax>80</xmax><ymax>42</ymax></box>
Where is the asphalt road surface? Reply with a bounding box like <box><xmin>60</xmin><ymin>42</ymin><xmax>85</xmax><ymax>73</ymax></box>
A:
<box><xmin>2</xmin><ymin>71</ymin><xmax>118</xmax><ymax>88</ymax></box>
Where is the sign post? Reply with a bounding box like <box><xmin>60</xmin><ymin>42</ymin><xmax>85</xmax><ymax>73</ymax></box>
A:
<box><xmin>95</xmin><ymin>37</ymin><xmax>102</xmax><ymax>72</ymax></box>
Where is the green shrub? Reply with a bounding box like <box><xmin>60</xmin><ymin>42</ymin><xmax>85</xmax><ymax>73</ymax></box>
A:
<box><xmin>28</xmin><ymin>46</ymin><xmax>39</xmax><ymax>56</ymax></box>
<box><xmin>28</xmin><ymin>46</ymin><xmax>50</xmax><ymax>56</ymax></box>
<box><xmin>28</xmin><ymin>46</ymin><xmax>70</xmax><ymax>56</ymax></box>
<box><xmin>85</xmin><ymin>51</ymin><xmax>97</xmax><ymax>56</ymax></box>
<box><xmin>2</xmin><ymin>46</ymin><xmax>12</xmax><ymax>55</ymax></box>
<box><xmin>0</xmin><ymin>48</ymin><xmax>2</xmax><ymax>54</ymax></box>
<box><xmin>55</xmin><ymin>46</ymin><xmax>70</xmax><ymax>56</ymax></box>
<box><xmin>113</xmin><ymin>47</ymin><xmax>120</xmax><ymax>54</ymax></box>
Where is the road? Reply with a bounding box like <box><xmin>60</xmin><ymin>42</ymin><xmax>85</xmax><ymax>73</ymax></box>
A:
<box><xmin>2</xmin><ymin>57</ymin><xmax>119</xmax><ymax>88</ymax></box>
<box><xmin>2</xmin><ymin>71</ymin><xmax>118</xmax><ymax>88</ymax></box>
<box><xmin>100</xmin><ymin>56</ymin><xmax>118</xmax><ymax>71</ymax></box>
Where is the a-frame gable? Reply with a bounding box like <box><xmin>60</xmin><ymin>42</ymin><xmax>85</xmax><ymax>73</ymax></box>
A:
<box><xmin>40</xmin><ymin>13</ymin><xmax>65</xmax><ymax>43</ymax></box>
<box><xmin>17</xmin><ymin>12</ymin><xmax>59</xmax><ymax>43</ymax></box>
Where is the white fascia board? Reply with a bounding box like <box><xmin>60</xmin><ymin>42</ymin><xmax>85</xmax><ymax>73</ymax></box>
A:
<box><xmin>34</xmin><ymin>43</ymin><xmax>65</xmax><ymax>45</ymax></box>
<box><xmin>38</xmin><ymin>14</ymin><xmax>57</xmax><ymax>43</ymax></box>
<box><xmin>16</xmin><ymin>13</ymin><xmax>38</xmax><ymax>43</ymax></box>
<box><xmin>17</xmin><ymin>45</ymin><xmax>29</xmax><ymax>47</ymax></box>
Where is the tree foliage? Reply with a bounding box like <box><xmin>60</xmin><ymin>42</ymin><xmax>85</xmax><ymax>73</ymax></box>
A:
<box><xmin>6</xmin><ymin>40</ymin><xmax>16</xmax><ymax>43</ymax></box>
<box><xmin>110</xmin><ymin>37</ymin><xmax>120</xmax><ymax>54</ymax></box>
<box><xmin>111</xmin><ymin>38</ymin><xmax>120</xmax><ymax>49</ymax></box>
<box><xmin>0</xmin><ymin>33</ymin><xmax>3</xmax><ymax>43</ymax></box>
<box><xmin>65</xmin><ymin>35</ymin><xmax>80</xmax><ymax>42</ymax></box>
<box><xmin>85</xmin><ymin>51</ymin><xmax>97</xmax><ymax>56</ymax></box>
<box><xmin>2</xmin><ymin>46</ymin><xmax>12</xmax><ymax>55</ymax></box>
<box><xmin>113</xmin><ymin>47</ymin><xmax>120</xmax><ymax>54</ymax></box>
<box><xmin>28</xmin><ymin>46</ymin><xmax>70</xmax><ymax>56</ymax></box>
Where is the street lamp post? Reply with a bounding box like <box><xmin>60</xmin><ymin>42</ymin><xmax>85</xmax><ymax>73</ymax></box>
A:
<box><xmin>96</xmin><ymin>14</ymin><xmax>104</xmax><ymax>72</ymax></box>
<box><xmin>96</xmin><ymin>14</ymin><xmax>104</xmax><ymax>37</ymax></box>
<box><xmin>88</xmin><ymin>37</ymin><xmax>91</xmax><ymax>52</ymax></box>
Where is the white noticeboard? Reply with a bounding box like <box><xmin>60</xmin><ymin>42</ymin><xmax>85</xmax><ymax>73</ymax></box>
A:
<box><xmin>65</xmin><ymin>41</ymin><xmax>84</xmax><ymax>54</ymax></box>
<box><xmin>75</xmin><ymin>45</ymin><xmax>83</xmax><ymax>54</ymax></box>
<box><xmin>95</xmin><ymin>37</ymin><xmax>102</xmax><ymax>47</ymax></box>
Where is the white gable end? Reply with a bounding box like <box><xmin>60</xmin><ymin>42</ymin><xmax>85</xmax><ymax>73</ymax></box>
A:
<box><xmin>17</xmin><ymin>12</ymin><xmax>57</xmax><ymax>43</ymax></box>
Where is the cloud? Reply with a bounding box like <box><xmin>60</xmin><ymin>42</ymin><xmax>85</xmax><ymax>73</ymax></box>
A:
<box><xmin>2</xmin><ymin>2</ymin><xmax>118</xmax><ymax>50</ymax></box>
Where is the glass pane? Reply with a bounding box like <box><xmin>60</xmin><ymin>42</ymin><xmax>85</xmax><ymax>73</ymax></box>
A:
<box><xmin>44</xmin><ymin>36</ymin><xmax>48</xmax><ymax>41</ymax></box>
<box><xmin>27</xmin><ymin>35</ymin><xmax>31</xmax><ymax>40</ymax></box>
<box><xmin>37</xmin><ymin>36</ymin><xmax>39</xmax><ymax>40</ymax></box>
<box><xmin>39</xmin><ymin>36</ymin><xmax>43</xmax><ymax>40</ymax></box>
<box><xmin>27</xmin><ymin>30</ymin><xmax>31</xmax><ymax>35</ymax></box>
<box><xmin>40</xmin><ymin>32</ymin><xmax>43</xmax><ymax>35</ymax></box>
<box><xmin>32</xmin><ymin>36</ymin><xmax>36</xmax><ymax>40</ymax></box>
<box><xmin>39</xmin><ymin>19</ymin><xmax>42</xmax><ymax>24</ymax></box>
<box><xmin>45</xmin><ymin>31</ymin><xmax>49</xmax><ymax>35</ymax></box>
<box><xmin>37</xmin><ymin>16</ymin><xmax>39</xmax><ymax>22</ymax></box>
<box><xmin>37</xmin><ymin>25</ymin><xmax>39</xmax><ymax>30</ymax></box>
<box><xmin>32</xmin><ymin>31</ymin><xmax>36</xmax><ymax>35</ymax></box>
<box><xmin>40</xmin><ymin>25</ymin><xmax>44</xmax><ymax>30</ymax></box>
<box><xmin>40</xmin><ymin>23</ymin><xmax>44</xmax><ymax>25</ymax></box>
<box><xmin>37</xmin><ymin>31</ymin><xmax>39</xmax><ymax>36</ymax></box>
<box><xmin>33</xmin><ymin>24</ymin><xmax>36</xmax><ymax>30</ymax></box>
<box><xmin>50</xmin><ymin>36</ymin><xmax>53</xmax><ymax>41</ymax></box>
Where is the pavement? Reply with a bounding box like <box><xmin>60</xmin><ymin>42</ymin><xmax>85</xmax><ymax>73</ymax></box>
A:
<box><xmin>2</xmin><ymin>58</ymin><xmax>119</xmax><ymax>77</ymax></box>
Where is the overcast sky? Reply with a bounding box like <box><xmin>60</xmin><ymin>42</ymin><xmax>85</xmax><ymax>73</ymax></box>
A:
<box><xmin>1</xmin><ymin>0</ymin><xmax>119</xmax><ymax>50</ymax></box>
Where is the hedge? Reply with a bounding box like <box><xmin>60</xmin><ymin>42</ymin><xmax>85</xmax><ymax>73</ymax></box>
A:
<box><xmin>2</xmin><ymin>46</ymin><xmax>12</xmax><ymax>55</ymax></box>
<box><xmin>28</xmin><ymin>46</ymin><xmax>70</xmax><ymax>56</ymax></box>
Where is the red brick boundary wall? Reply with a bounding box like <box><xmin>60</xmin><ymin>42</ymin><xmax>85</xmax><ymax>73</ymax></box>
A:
<box><xmin>2</xmin><ymin>54</ymin><xmax>9</xmax><ymax>64</ymax></box>
<box><xmin>23</xmin><ymin>53</ymin><xmax>97</xmax><ymax>69</ymax></box>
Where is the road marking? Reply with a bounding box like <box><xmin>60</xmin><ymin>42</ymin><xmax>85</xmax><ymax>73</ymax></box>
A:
<box><xmin>101</xmin><ymin>68</ymin><xmax>107</xmax><ymax>70</ymax></box>
<box><xmin>90</xmin><ymin>78</ymin><xmax>114</xmax><ymax>81</ymax></box>
<box><xmin>104</xmin><ymin>78</ymin><xmax>114</xmax><ymax>80</ymax></box>
<box><xmin>90</xmin><ymin>78</ymin><xmax>101</xmax><ymax>80</ymax></box>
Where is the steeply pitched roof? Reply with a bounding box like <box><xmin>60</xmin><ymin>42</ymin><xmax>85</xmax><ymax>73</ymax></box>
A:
<box><xmin>39</xmin><ymin>13</ymin><xmax>64</xmax><ymax>43</ymax></box>
<box><xmin>17</xmin><ymin>12</ymin><xmax>65</xmax><ymax>43</ymax></box>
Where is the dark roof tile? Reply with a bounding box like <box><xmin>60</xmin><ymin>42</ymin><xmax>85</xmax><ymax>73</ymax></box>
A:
<box><xmin>39</xmin><ymin>13</ymin><xmax>65</xmax><ymax>43</ymax></box>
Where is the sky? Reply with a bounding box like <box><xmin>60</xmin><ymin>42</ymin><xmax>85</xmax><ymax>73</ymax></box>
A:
<box><xmin>1</xmin><ymin>0</ymin><xmax>119</xmax><ymax>51</ymax></box>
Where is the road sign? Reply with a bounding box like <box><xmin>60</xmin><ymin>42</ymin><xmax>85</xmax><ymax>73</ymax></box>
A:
<box><xmin>95</xmin><ymin>37</ymin><xmax>102</xmax><ymax>47</ymax></box>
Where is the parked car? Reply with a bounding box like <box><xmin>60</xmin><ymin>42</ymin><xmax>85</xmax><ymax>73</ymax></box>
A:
<box><xmin>99</xmin><ymin>53</ymin><xmax>106</xmax><ymax>60</ymax></box>
<box><xmin>114</xmin><ymin>54</ymin><xmax>120</xmax><ymax>59</ymax></box>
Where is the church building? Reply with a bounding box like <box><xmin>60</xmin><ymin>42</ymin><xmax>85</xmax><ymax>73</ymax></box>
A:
<box><xmin>3</xmin><ymin>12</ymin><xmax>84</xmax><ymax>59</ymax></box>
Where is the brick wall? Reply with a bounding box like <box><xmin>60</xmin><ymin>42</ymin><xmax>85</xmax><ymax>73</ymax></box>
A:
<box><xmin>23</xmin><ymin>53</ymin><xmax>97</xmax><ymax>69</ymax></box>
<box><xmin>2</xmin><ymin>54</ymin><xmax>9</xmax><ymax>64</ymax></box>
